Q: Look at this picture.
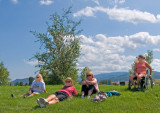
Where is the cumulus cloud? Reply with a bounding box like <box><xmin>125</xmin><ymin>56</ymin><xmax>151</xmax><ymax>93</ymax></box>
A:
<box><xmin>40</xmin><ymin>0</ymin><xmax>53</xmax><ymax>5</ymax></box>
<box><xmin>113</xmin><ymin>0</ymin><xmax>125</xmax><ymax>4</ymax></box>
<box><xmin>153</xmin><ymin>48</ymin><xmax>160</xmax><ymax>52</ymax></box>
<box><xmin>151</xmin><ymin>59</ymin><xmax>160</xmax><ymax>72</ymax></box>
<box><xmin>73</xmin><ymin>6</ymin><xmax>160</xmax><ymax>24</ymax></box>
<box><xmin>78</xmin><ymin>32</ymin><xmax>160</xmax><ymax>74</ymax></box>
<box><xmin>11</xmin><ymin>0</ymin><xmax>18</xmax><ymax>4</ymax></box>
<box><xmin>92</xmin><ymin>0</ymin><xmax>100</xmax><ymax>5</ymax></box>
<box><xmin>118</xmin><ymin>0</ymin><xmax>125</xmax><ymax>4</ymax></box>
<box><xmin>24</xmin><ymin>59</ymin><xmax>44</xmax><ymax>66</ymax></box>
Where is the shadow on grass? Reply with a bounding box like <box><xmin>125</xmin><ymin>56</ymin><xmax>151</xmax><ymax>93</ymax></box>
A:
<box><xmin>33</xmin><ymin>105</ymin><xmax>41</xmax><ymax>110</ymax></box>
<box><xmin>123</xmin><ymin>87</ymin><xmax>145</xmax><ymax>92</ymax></box>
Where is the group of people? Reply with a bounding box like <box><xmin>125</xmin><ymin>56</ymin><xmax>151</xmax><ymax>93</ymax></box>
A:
<box><xmin>25</xmin><ymin>71</ymin><xmax>99</xmax><ymax>108</ymax></box>
<box><xmin>26</xmin><ymin>54</ymin><xmax>152</xmax><ymax>108</ymax></box>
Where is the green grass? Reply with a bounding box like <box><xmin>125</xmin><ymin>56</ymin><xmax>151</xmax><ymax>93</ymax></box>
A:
<box><xmin>0</xmin><ymin>85</ymin><xmax>160</xmax><ymax>113</ymax></box>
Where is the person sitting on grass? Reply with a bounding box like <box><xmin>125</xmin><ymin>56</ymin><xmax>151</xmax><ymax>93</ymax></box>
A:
<box><xmin>37</xmin><ymin>77</ymin><xmax>77</xmax><ymax>108</ymax></box>
<box><xmin>81</xmin><ymin>71</ymin><xmax>99</xmax><ymax>99</ymax></box>
<box><xmin>23</xmin><ymin>73</ymin><xmax>47</xmax><ymax>97</ymax></box>
<box><xmin>129</xmin><ymin>54</ymin><xmax>152</xmax><ymax>90</ymax></box>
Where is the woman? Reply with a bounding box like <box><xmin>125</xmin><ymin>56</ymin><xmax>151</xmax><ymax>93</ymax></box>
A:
<box><xmin>81</xmin><ymin>71</ymin><xmax>99</xmax><ymax>98</ymax></box>
<box><xmin>37</xmin><ymin>77</ymin><xmax>77</xmax><ymax>108</ymax></box>
<box><xmin>24</xmin><ymin>74</ymin><xmax>47</xmax><ymax>97</ymax></box>
<box><xmin>129</xmin><ymin>54</ymin><xmax>152</xmax><ymax>90</ymax></box>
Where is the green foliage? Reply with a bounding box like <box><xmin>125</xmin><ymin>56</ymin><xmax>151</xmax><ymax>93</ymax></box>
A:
<box><xmin>29</xmin><ymin>77</ymin><xmax>34</xmax><ymax>85</ymax></box>
<box><xmin>1</xmin><ymin>85</ymin><xmax>160</xmax><ymax>113</ymax></box>
<box><xmin>14</xmin><ymin>82</ymin><xmax>19</xmax><ymax>86</ymax></box>
<box><xmin>19</xmin><ymin>82</ymin><xmax>23</xmax><ymax>86</ymax></box>
<box><xmin>31</xmin><ymin>7</ymin><xmax>82</xmax><ymax>85</ymax></box>
<box><xmin>80</xmin><ymin>67</ymin><xmax>91</xmax><ymax>81</ymax></box>
<box><xmin>145</xmin><ymin>50</ymin><xmax>153</xmax><ymax>64</ymax></box>
<box><xmin>0</xmin><ymin>61</ymin><xmax>10</xmax><ymax>85</ymax></box>
<box><xmin>99</xmin><ymin>79</ymin><xmax>111</xmax><ymax>85</ymax></box>
<box><xmin>24</xmin><ymin>83</ymin><xmax>28</xmax><ymax>86</ymax></box>
<box><xmin>145</xmin><ymin>50</ymin><xmax>154</xmax><ymax>75</ymax></box>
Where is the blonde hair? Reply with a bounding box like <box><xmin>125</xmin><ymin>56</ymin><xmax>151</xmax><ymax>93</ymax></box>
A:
<box><xmin>86</xmin><ymin>71</ymin><xmax>94</xmax><ymax>78</ymax></box>
<box><xmin>36</xmin><ymin>73</ymin><xmax>44</xmax><ymax>82</ymax></box>
<box><xmin>63</xmin><ymin>77</ymin><xmax>74</xmax><ymax>85</ymax></box>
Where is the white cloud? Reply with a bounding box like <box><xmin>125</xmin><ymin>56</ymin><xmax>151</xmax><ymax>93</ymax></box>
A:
<box><xmin>92</xmin><ymin>0</ymin><xmax>100</xmax><ymax>5</ymax></box>
<box><xmin>151</xmin><ymin>59</ymin><xmax>160</xmax><ymax>72</ymax></box>
<box><xmin>78</xmin><ymin>32</ymin><xmax>160</xmax><ymax>74</ymax></box>
<box><xmin>153</xmin><ymin>48</ymin><xmax>160</xmax><ymax>52</ymax></box>
<box><xmin>73</xmin><ymin>7</ymin><xmax>96</xmax><ymax>17</ymax></box>
<box><xmin>40</xmin><ymin>0</ymin><xmax>53</xmax><ymax>5</ymax></box>
<box><xmin>74</xmin><ymin>6</ymin><xmax>160</xmax><ymax>24</ymax></box>
<box><xmin>24</xmin><ymin>59</ymin><xmax>44</xmax><ymax>66</ymax></box>
<box><xmin>113</xmin><ymin>0</ymin><xmax>125</xmax><ymax>4</ymax></box>
<box><xmin>11</xmin><ymin>0</ymin><xmax>18</xmax><ymax>4</ymax></box>
<box><xmin>118</xmin><ymin>0</ymin><xmax>125</xmax><ymax>4</ymax></box>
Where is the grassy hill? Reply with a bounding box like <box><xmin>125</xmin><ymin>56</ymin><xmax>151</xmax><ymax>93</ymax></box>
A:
<box><xmin>0</xmin><ymin>85</ymin><xmax>160</xmax><ymax>113</ymax></box>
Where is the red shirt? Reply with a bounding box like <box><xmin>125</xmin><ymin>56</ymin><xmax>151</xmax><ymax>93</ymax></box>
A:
<box><xmin>135</xmin><ymin>61</ymin><xmax>147</xmax><ymax>74</ymax></box>
<box><xmin>59</xmin><ymin>86</ymin><xmax>77</xmax><ymax>97</ymax></box>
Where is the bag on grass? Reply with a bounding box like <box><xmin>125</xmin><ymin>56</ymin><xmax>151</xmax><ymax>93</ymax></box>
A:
<box><xmin>91</xmin><ymin>91</ymin><xmax>107</xmax><ymax>102</ymax></box>
<box><xmin>106</xmin><ymin>90</ymin><xmax>120</xmax><ymax>97</ymax></box>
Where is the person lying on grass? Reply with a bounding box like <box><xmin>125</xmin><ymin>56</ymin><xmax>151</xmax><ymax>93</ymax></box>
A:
<box><xmin>37</xmin><ymin>77</ymin><xmax>77</xmax><ymax>108</ymax></box>
<box><xmin>23</xmin><ymin>74</ymin><xmax>47</xmax><ymax>97</ymax></box>
<box><xmin>129</xmin><ymin>54</ymin><xmax>152</xmax><ymax>90</ymax></box>
<box><xmin>81</xmin><ymin>71</ymin><xmax>99</xmax><ymax>99</ymax></box>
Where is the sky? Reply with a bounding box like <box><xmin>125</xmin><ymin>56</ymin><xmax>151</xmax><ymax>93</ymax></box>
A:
<box><xmin>0</xmin><ymin>0</ymin><xmax>160</xmax><ymax>81</ymax></box>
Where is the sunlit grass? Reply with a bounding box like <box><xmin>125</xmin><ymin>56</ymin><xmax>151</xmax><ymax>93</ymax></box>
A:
<box><xmin>0</xmin><ymin>85</ymin><xmax>160</xmax><ymax>113</ymax></box>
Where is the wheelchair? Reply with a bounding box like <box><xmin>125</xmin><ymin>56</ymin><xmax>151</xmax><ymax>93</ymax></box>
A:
<box><xmin>128</xmin><ymin>75</ymin><xmax>153</xmax><ymax>90</ymax></box>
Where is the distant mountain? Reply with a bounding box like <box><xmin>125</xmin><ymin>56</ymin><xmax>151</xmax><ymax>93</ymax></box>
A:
<box><xmin>94</xmin><ymin>72</ymin><xmax>129</xmax><ymax>82</ymax></box>
<box><xmin>11</xmin><ymin>71</ymin><xmax>160</xmax><ymax>85</ymax></box>
<box><xmin>11</xmin><ymin>78</ymin><xmax>30</xmax><ymax>86</ymax></box>
<box><xmin>94</xmin><ymin>71</ymin><xmax>160</xmax><ymax>82</ymax></box>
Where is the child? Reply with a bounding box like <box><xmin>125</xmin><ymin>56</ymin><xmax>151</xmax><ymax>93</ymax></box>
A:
<box><xmin>37</xmin><ymin>77</ymin><xmax>77</xmax><ymax>108</ymax></box>
<box><xmin>23</xmin><ymin>74</ymin><xmax>46</xmax><ymax>97</ymax></box>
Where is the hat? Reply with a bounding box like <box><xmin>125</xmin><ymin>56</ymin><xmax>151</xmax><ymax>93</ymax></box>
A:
<box><xmin>63</xmin><ymin>77</ymin><xmax>74</xmax><ymax>84</ymax></box>
<box><xmin>137</xmin><ymin>54</ymin><xmax>145</xmax><ymax>59</ymax></box>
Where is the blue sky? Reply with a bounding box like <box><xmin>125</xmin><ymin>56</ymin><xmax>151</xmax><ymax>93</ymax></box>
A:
<box><xmin>0</xmin><ymin>0</ymin><xmax>160</xmax><ymax>81</ymax></box>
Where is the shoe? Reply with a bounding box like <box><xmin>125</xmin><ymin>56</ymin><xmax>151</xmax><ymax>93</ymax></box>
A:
<box><xmin>81</xmin><ymin>96</ymin><xmax>84</xmax><ymax>99</ymax></box>
<box><xmin>37</xmin><ymin>98</ymin><xmax>45</xmax><ymax>108</ymax></box>
<box><xmin>11</xmin><ymin>93</ymin><xmax>15</xmax><ymax>97</ymax></box>
<box><xmin>39</xmin><ymin>97</ymin><xmax>49</xmax><ymax>107</ymax></box>
<box><xmin>136</xmin><ymin>88</ymin><xmax>139</xmax><ymax>91</ymax></box>
<box><xmin>132</xmin><ymin>87</ymin><xmax>137</xmax><ymax>91</ymax></box>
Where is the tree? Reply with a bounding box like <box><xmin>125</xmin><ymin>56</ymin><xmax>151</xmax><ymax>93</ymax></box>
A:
<box><xmin>99</xmin><ymin>79</ymin><xmax>112</xmax><ymax>85</ymax></box>
<box><xmin>99</xmin><ymin>80</ymin><xmax>108</xmax><ymax>85</ymax></box>
<box><xmin>31</xmin><ymin>7</ymin><xmax>82</xmax><ymax>84</ymax></box>
<box><xmin>145</xmin><ymin>50</ymin><xmax>154</xmax><ymax>75</ymax></box>
<box><xmin>39</xmin><ymin>67</ymin><xmax>50</xmax><ymax>84</ymax></box>
<box><xmin>80</xmin><ymin>67</ymin><xmax>91</xmax><ymax>81</ymax></box>
<box><xmin>145</xmin><ymin>50</ymin><xmax>153</xmax><ymax>64</ymax></box>
<box><xmin>0</xmin><ymin>61</ymin><xmax>10</xmax><ymax>85</ymax></box>
<box><xmin>15</xmin><ymin>82</ymin><xmax>19</xmax><ymax>86</ymax></box>
<box><xmin>25</xmin><ymin>83</ymin><xmax>28</xmax><ymax>86</ymax></box>
<box><xmin>20</xmin><ymin>82</ymin><xmax>23</xmax><ymax>86</ymax></box>
<box><xmin>29</xmin><ymin>77</ymin><xmax>34</xmax><ymax>85</ymax></box>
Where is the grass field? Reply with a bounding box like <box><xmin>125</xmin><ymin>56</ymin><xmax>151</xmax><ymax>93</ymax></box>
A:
<box><xmin>0</xmin><ymin>84</ymin><xmax>160</xmax><ymax>113</ymax></box>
